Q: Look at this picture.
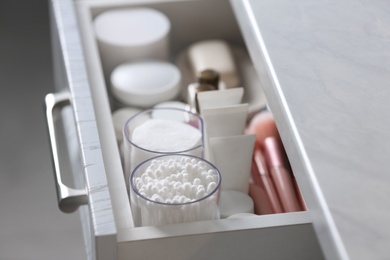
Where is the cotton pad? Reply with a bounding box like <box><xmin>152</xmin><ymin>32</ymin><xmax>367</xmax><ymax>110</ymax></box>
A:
<box><xmin>132</xmin><ymin>119</ymin><xmax>201</xmax><ymax>153</ymax></box>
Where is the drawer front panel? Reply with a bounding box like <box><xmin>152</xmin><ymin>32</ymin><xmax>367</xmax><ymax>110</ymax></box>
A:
<box><xmin>50</xmin><ymin>0</ymin><xmax>117</xmax><ymax>259</ymax></box>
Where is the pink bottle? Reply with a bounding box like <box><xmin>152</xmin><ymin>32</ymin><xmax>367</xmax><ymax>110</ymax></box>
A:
<box><xmin>250</xmin><ymin>148</ymin><xmax>283</xmax><ymax>214</ymax></box>
<box><xmin>263</xmin><ymin>137</ymin><xmax>301</xmax><ymax>212</ymax></box>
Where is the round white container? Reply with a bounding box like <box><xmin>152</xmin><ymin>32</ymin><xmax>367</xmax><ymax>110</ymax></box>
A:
<box><xmin>94</xmin><ymin>8</ymin><xmax>171</xmax><ymax>75</ymax></box>
<box><xmin>111</xmin><ymin>61</ymin><xmax>181</xmax><ymax>108</ymax></box>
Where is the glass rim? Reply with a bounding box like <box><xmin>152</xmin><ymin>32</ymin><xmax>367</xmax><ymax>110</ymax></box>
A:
<box><xmin>123</xmin><ymin>107</ymin><xmax>204</xmax><ymax>154</ymax></box>
<box><xmin>130</xmin><ymin>154</ymin><xmax>221</xmax><ymax>206</ymax></box>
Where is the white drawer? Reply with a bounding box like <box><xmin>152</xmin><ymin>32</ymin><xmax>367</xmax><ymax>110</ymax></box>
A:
<box><xmin>48</xmin><ymin>0</ymin><xmax>325</xmax><ymax>259</ymax></box>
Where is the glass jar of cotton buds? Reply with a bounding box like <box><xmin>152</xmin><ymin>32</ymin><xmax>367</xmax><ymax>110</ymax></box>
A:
<box><xmin>130</xmin><ymin>154</ymin><xmax>221</xmax><ymax>227</ymax></box>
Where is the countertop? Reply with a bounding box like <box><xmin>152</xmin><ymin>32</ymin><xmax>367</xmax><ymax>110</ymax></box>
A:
<box><xmin>233</xmin><ymin>0</ymin><xmax>390</xmax><ymax>259</ymax></box>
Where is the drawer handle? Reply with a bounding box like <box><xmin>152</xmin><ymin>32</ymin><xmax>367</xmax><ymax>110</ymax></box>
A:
<box><xmin>45</xmin><ymin>92</ymin><xmax>88</xmax><ymax>213</ymax></box>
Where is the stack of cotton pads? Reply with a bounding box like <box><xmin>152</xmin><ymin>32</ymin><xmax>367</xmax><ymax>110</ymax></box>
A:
<box><xmin>129</xmin><ymin>118</ymin><xmax>203</xmax><ymax>173</ymax></box>
<box><xmin>130</xmin><ymin>156</ymin><xmax>221</xmax><ymax>227</ymax></box>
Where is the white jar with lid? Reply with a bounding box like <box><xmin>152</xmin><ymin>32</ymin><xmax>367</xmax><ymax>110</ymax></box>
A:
<box><xmin>94</xmin><ymin>8</ymin><xmax>171</xmax><ymax>76</ymax></box>
<box><xmin>111</xmin><ymin>61</ymin><xmax>181</xmax><ymax>108</ymax></box>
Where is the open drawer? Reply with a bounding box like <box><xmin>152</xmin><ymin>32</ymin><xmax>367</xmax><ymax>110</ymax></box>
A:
<box><xmin>49</xmin><ymin>0</ymin><xmax>325</xmax><ymax>259</ymax></box>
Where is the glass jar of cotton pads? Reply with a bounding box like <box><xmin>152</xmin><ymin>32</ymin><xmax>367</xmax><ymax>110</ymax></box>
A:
<box><xmin>123</xmin><ymin>108</ymin><xmax>204</xmax><ymax>189</ymax></box>
<box><xmin>129</xmin><ymin>154</ymin><xmax>221</xmax><ymax>227</ymax></box>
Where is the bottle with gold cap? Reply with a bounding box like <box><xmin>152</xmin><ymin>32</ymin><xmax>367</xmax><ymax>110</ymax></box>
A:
<box><xmin>187</xmin><ymin>69</ymin><xmax>219</xmax><ymax>113</ymax></box>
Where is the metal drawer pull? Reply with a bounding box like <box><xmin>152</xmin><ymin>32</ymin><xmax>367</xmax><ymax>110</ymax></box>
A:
<box><xmin>45</xmin><ymin>92</ymin><xmax>88</xmax><ymax>213</ymax></box>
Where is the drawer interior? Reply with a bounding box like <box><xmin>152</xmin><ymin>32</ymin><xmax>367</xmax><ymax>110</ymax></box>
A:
<box><xmin>75</xmin><ymin>0</ymin><xmax>324</xmax><ymax>258</ymax></box>
<box><xmin>80</xmin><ymin>0</ymin><xmax>267</xmax><ymax>115</ymax></box>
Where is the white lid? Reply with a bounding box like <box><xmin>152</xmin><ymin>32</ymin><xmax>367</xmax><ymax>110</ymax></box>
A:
<box><xmin>94</xmin><ymin>8</ymin><xmax>170</xmax><ymax>47</ymax></box>
<box><xmin>111</xmin><ymin>61</ymin><xmax>181</xmax><ymax>108</ymax></box>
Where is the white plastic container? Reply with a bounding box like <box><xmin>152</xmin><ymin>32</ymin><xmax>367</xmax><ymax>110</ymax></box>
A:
<box><xmin>94</xmin><ymin>8</ymin><xmax>171</xmax><ymax>75</ymax></box>
<box><xmin>187</xmin><ymin>40</ymin><xmax>240</xmax><ymax>88</ymax></box>
<box><xmin>111</xmin><ymin>61</ymin><xmax>181</xmax><ymax>108</ymax></box>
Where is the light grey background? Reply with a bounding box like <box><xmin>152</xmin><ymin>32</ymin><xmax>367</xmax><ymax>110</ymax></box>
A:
<box><xmin>0</xmin><ymin>1</ymin><xmax>86</xmax><ymax>259</ymax></box>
